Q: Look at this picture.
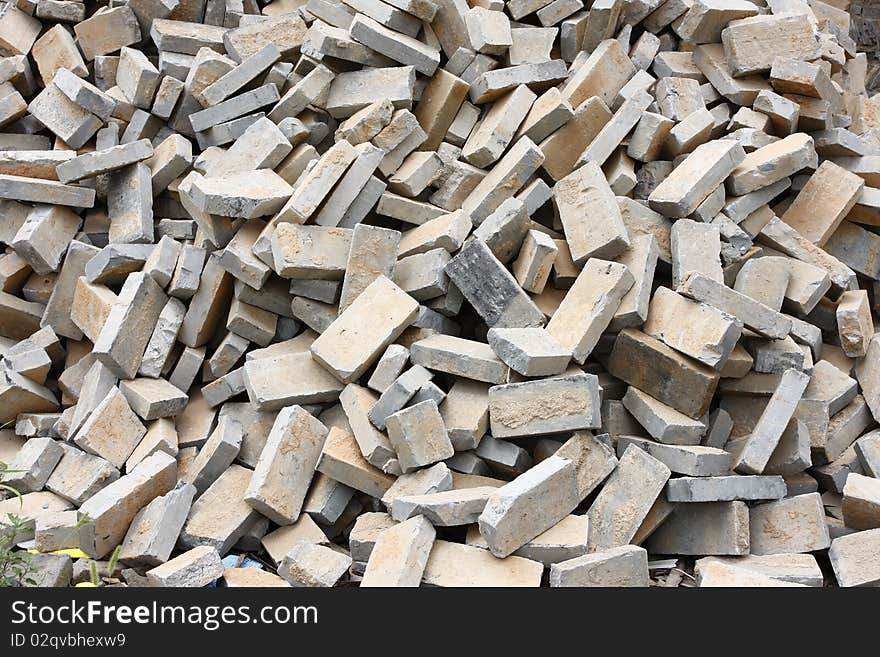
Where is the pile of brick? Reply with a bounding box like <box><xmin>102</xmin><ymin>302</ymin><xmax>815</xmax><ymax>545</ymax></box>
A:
<box><xmin>1</xmin><ymin>0</ymin><xmax>880</xmax><ymax>589</ymax></box>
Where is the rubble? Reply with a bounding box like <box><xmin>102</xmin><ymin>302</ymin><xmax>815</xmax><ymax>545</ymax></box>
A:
<box><xmin>1</xmin><ymin>0</ymin><xmax>879</xmax><ymax>592</ymax></box>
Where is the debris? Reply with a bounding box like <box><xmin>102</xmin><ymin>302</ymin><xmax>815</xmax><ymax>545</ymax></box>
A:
<box><xmin>1</xmin><ymin>0</ymin><xmax>878</xmax><ymax>591</ymax></box>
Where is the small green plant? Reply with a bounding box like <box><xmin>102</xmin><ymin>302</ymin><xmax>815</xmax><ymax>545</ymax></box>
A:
<box><xmin>107</xmin><ymin>545</ymin><xmax>121</xmax><ymax>575</ymax></box>
<box><xmin>0</xmin><ymin>464</ymin><xmax>39</xmax><ymax>588</ymax></box>
<box><xmin>0</xmin><ymin>514</ymin><xmax>37</xmax><ymax>587</ymax></box>
<box><xmin>0</xmin><ymin>459</ymin><xmax>22</xmax><ymax>502</ymax></box>
<box><xmin>89</xmin><ymin>545</ymin><xmax>122</xmax><ymax>586</ymax></box>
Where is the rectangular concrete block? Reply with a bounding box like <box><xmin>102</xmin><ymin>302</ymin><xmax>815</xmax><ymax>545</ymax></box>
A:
<box><xmin>245</xmin><ymin>406</ymin><xmax>328</xmax><ymax>525</ymax></box>
<box><xmin>748</xmin><ymin>493</ymin><xmax>831</xmax><ymax>555</ymax></box>
<box><xmin>488</xmin><ymin>374</ymin><xmax>601</xmax><ymax>438</ymax></box>
<box><xmin>546</xmin><ymin>259</ymin><xmax>634</xmax><ymax>363</ymax></box>
<box><xmin>550</xmin><ymin>544</ymin><xmax>649</xmax><ymax>587</ymax></box>
<box><xmin>646</xmin><ymin>501</ymin><xmax>750</xmax><ymax>556</ymax></box>
<box><xmin>311</xmin><ymin>276</ymin><xmax>418</xmax><ymax>383</ymax></box>
<box><xmin>421</xmin><ymin>540</ymin><xmax>543</xmax><ymax>587</ymax></box>
<box><xmin>587</xmin><ymin>445</ymin><xmax>670</xmax><ymax>551</ymax></box>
